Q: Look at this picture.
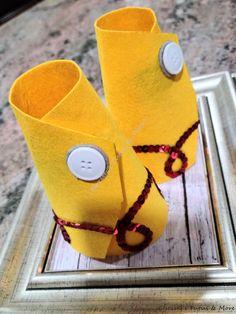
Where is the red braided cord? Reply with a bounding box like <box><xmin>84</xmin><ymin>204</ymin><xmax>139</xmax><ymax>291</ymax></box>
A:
<box><xmin>133</xmin><ymin>120</ymin><xmax>200</xmax><ymax>178</ymax></box>
<box><xmin>53</xmin><ymin>168</ymin><xmax>159</xmax><ymax>253</ymax></box>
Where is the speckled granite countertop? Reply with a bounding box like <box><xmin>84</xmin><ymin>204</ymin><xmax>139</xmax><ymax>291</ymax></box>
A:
<box><xmin>0</xmin><ymin>0</ymin><xmax>235</xmax><ymax>248</ymax></box>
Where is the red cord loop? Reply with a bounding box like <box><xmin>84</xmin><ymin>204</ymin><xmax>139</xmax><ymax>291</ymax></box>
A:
<box><xmin>53</xmin><ymin>168</ymin><xmax>161</xmax><ymax>253</ymax></box>
<box><xmin>133</xmin><ymin>120</ymin><xmax>200</xmax><ymax>178</ymax></box>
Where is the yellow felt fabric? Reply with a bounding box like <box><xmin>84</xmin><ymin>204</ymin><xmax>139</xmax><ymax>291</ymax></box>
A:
<box><xmin>95</xmin><ymin>7</ymin><xmax>199</xmax><ymax>183</ymax></box>
<box><xmin>9</xmin><ymin>60</ymin><xmax>168</xmax><ymax>258</ymax></box>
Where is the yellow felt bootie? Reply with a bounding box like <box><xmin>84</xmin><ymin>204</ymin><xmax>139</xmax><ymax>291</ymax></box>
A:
<box><xmin>95</xmin><ymin>7</ymin><xmax>199</xmax><ymax>183</ymax></box>
<box><xmin>9</xmin><ymin>60</ymin><xmax>168</xmax><ymax>259</ymax></box>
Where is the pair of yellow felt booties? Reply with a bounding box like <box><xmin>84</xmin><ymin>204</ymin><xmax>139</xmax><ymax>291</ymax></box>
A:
<box><xmin>9</xmin><ymin>7</ymin><xmax>199</xmax><ymax>259</ymax></box>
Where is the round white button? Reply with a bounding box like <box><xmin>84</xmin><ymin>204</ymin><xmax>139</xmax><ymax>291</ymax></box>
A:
<box><xmin>159</xmin><ymin>41</ymin><xmax>184</xmax><ymax>77</ymax></box>
<box><xmin>67</xmin><ymin>145</ymin><xmax>109</xmax><ymax>182</ymax></box>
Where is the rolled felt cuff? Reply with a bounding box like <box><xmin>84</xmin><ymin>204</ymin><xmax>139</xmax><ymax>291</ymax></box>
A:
<box><xmin>9</xmin><ymin>60</ymin><xmax>168</xmax><ymax>259</ymax></box>
<box><xmin>95</xmin><ymin>7</ymin><xmax>199</xmax><ymax>183</ymax></box>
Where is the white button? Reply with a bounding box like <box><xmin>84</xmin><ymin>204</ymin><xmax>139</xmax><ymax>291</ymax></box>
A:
<box><xmin>159</xmin><ymin>41</ymin><xmax>184</xmax><ymax>77</ymax></box>
<box><xmin>67</xmin><ymin>145</ymin><xmax>109</xmax><ymax>182</ymax></box>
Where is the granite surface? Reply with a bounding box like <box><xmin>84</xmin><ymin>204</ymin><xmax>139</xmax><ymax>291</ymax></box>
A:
<box><xmin>0</xmin><ymin>0</ymin><xmax>236</xmax><ymax>248</ymax></box>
